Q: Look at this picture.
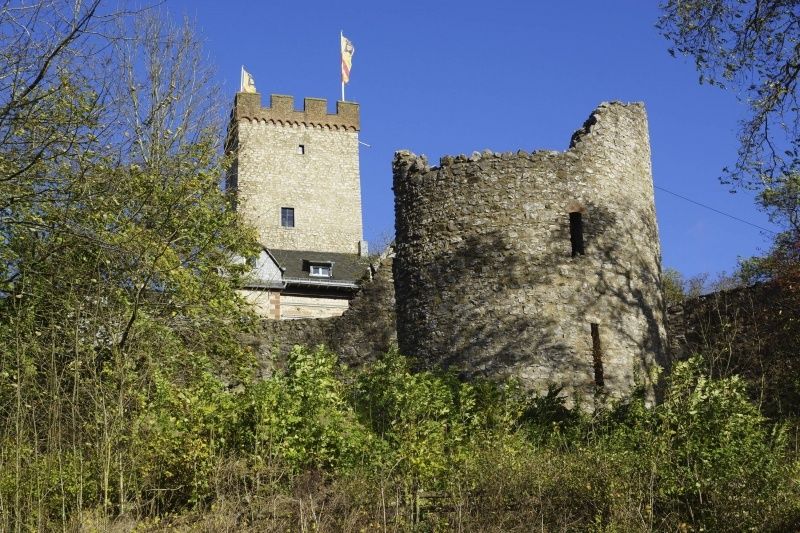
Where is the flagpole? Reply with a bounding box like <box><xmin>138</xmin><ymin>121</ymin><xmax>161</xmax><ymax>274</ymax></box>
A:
<box><xmin>340</xmin><ymin>31</ymin><xmax>345</xmax><ymax>102</ymax></box>
<box><xmin>240</xmin><ymin>65</ymin><xmax>244</xmax><ymax>93</ymax></box>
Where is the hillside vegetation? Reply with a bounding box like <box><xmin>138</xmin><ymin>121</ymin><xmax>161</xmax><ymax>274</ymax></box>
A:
<box><xmin>5</xmin><ymin>346</ymin><xmax>796</xmax><ymax>531</ymax></box>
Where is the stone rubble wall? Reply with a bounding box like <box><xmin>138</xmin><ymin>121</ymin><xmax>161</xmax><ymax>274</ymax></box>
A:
<box><xmin>392</xmin><ymin>102</ymin><xmax>668</xmax><ymax>403</ymax></box>
<box><xmin>666</xmin><ymin>283</ymin><xmax>800</xmax><ymax>415</ymax></box>
<box><xmin>248</xmin><ymin>251</ymin><xmax>397</xmax><ymax>376</ymax></box>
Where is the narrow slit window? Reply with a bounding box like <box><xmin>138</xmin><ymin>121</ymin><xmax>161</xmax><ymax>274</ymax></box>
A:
<box><xmin>281</xmin><ymin>207</ymin><xmax>295</xmax><ymax>228</ymax></box>
<box><xmin>591</xmin><ymin>323</ymin><xmax>604</xmax><ymax>388</ymax></box>
<box><xmin>297</xmin><ymin>144</ymin><xmax>305</xmax><ymax>155</ymax></box>
<box><xmin>569</xmin><ymin>211</ymin><xmax>585</xmax><ymax>256</ymax></box>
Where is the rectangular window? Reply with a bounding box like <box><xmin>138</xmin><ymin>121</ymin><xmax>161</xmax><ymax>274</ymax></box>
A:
<box><xmin>591</xmin><ymin>323</ymin><xmax>604</xmax><ymax>388</ymax></box>
<box><xmin>297</xmin><ymin>144</ymin><xmax>305</xmax><ymax>154</ymax></box>
<box><xmin>281</xmin><ymin>207</ymin><xmax>295</xmax><ymax>228</ymax></box>
<box><xmin>309</xmin><ymin>264</ymin><xmax>332</xmax><ymax>277</ymax></box>
<box><xmin>570</xmin><ymin>212</ymin><xmax>585</xmax><ymax>256</ymax></box>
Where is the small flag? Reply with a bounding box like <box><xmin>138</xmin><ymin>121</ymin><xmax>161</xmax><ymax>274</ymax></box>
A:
<box><xmin>240</xmin><ymin>66</ymin><xmax>257</xmax><ymax>93</ymax></box>
<box><xmin>341</xmin><ymin>34</ymin><xmax>354</xmax><ymax>84</ymax></box>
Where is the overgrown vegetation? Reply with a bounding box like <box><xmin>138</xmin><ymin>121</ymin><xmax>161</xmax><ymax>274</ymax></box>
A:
<box><xmin>659</xmin><ymin>1</ymin><xmax>800</xmax><ymax>387</ymax></box>
<box><xmin>31</xmin><ymin>346</ymin><xmax>796</xmax><ymax>532</ymax></box>
<box><xmin>0</xmin><ymin>1</ymin><xmax>259</xmax><ymax>529</ymax></box>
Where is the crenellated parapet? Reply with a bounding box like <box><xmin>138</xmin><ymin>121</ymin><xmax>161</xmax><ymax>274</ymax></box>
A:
<box><xmin>234</xmin><ymin>92</ymin><xmax>359</xmax><ymax>131</ymax></box>
<box><xmin>229</xmin><ymin>89</ymin><xmax>364</xmax><ymax>255</ymax></box>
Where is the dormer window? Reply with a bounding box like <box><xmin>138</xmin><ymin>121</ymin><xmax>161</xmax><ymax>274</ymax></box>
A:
<box><xmin>309</xmin><ymin>264</ymin><xmax>332</xmax><ymax>277</ymax></box>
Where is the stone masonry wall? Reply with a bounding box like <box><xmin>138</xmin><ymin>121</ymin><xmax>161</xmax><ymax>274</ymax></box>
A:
<box><xmin>279</xmin><ymin>294</ymin><xmax>350</xmax><ymax>320</ymax></box>
<box><xmin>393</xmin><ymin>102</ymin><xmax>667</xmax><ymax>403</ymax></box>
<box><xmin>249</xmin><ymin>251</ymin><xmax>397</xmax><ymax>376</ymax></box>
<box><xmin>666</xmin><ymin>283</ymin><xmax>800</xmax><ymax>415</ymax></box>
<box><xmin>231</xmin><ymin>93</ymin><xmax>363</xmax><ymax>254</ymax></box>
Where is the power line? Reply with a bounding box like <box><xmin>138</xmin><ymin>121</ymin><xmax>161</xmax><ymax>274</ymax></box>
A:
<box><xmin>654</xmin><ymin>185</ymin><xmax>778</xmax><ymax>235</ymax></box>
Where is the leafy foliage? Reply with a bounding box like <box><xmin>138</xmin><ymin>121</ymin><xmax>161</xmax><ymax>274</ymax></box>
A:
<box><xmin>122</xmin><ymin>348</ymin><xmax>798</xmax><ymax>532</ymax></box>
<box><xmin>747</xmin><ymin>174</ymin><xmax>800</xmax><ymax>293</ymax></box>
<box><xmin>647</xmin><ymin>358</ymin><xmax>790</xmax><ymax>529</ymax></box>
<box><xmin>659</xmin><ymin>0</ymin><xmax>800</xmax><ymax>189</ymax></box>
<box><xmin>0</xmin><ymin>2</ymin><xmax>260</xmax><ymax>528</ymax></box>
<box><xmin>239</xmin><ymin>346</ymin><xmax>376</xmax><ymax>472</ymax></box>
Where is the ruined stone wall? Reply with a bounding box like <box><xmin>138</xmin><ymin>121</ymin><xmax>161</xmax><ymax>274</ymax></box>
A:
<box><xmin>250</xmin><ymin>252</ymin><xmax>397</xmax><ymax>375</ymax></box>
<box><xmin>667</xmin><ymin>283</ymin><xmax>800</xmax><ymax>415</ymax></box>
<box><xmin>393</xmin><ymin>102</ymin><xmax>667</xmax><ymax>403</ymax></box>
<box><xmin>231</xmin><ymin>93</ymin><xmax>363</xmax><ymax>254</ymax></box>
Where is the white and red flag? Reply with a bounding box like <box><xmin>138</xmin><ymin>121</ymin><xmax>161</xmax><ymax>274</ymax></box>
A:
<box><xmin>341</xmin><ymin>33</ymin><xmax>354</xmax><ymax>84</ymax></box>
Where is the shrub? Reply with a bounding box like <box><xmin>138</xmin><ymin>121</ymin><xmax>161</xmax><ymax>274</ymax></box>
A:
<box><xmin>648</xmin><ymin>357</ymin><xmax>796</xmax><ymax>530</ymax></box>
<box><xmin>238</xmin><ymin>345</ymin><xmax>376</xmax><ymax>473</ymax></box>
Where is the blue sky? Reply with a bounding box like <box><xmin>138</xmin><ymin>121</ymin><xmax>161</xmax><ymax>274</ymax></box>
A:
<box><xmin>168</xmin><ymin>0</ymin><xmax>780</xmax><ymax>279</ymax></box>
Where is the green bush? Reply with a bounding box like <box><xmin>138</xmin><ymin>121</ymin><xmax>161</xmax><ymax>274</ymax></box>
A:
<box><xmin>4</xmin><ymin>342</ymin><xmax>799</xmax><ymax>531</ymax></box>
<box><xmin>650</xmin><ymin>357</ymin><xmax>796</xmax><ymax>530</ymax></box>
<box><xmin>238</xmin><ymin>345</ymin><xmax>376</xmax><ymax>473</ymax></box>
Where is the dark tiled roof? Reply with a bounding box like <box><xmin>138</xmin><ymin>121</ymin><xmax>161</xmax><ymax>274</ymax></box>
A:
<box><xmin>269</xmin><ymin>248</ymin><xmax>369</xmax><ymax>286</ymax></box>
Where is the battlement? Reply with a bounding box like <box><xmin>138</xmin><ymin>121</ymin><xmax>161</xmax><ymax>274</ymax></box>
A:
<box><xmin>234</xmin><ymin>92</ymin><xmax>359</xmax><ymax>131</ymax></box>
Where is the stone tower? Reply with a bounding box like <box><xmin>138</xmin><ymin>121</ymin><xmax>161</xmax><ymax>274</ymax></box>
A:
<box><xmin>228</xmin><ymin>91</ymin><xmax>369</xmax><ymax>319</ymax></box>
<box><xmin>228</xmin><ymin>92</ymin><xmax>365</xmax><ymax>255</ymax></box>
<box><xmin>392</xmin><ymin>102</ymin><xmax>667</xmax><ymax>403</ymax></box>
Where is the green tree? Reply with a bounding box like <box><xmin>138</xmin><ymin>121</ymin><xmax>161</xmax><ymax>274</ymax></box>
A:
<box><xmin>662</xmin><ymin>267</ymin><xmax>687</xmax><ymax>308</ymax></box>
<box><xmin>0</xmin><ymin>2</ymin><xmax>259</xmax><ymax>528</ymax></box>
<box><xmin>650</xmin><ymin>357</ymin><xmax>791</xmax><ymax>530</ymax></box>
<box><xmin>659</xmin><ymin>1</ymin><xmax>799</xmax><ymax>332</ymax></box>
<box><xmin>658</xmin><ymin>1</ymin><xmax>800</xmax><ymax>191</ymax></box>
<box><xmin>755</xmin><ymin>175</ymin><xmax>799</xmax><ymax>289</ymax></box>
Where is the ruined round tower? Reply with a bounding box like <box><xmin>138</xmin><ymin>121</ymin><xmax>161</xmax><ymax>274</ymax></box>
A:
<box><xmin>392</xmin><ymin>102</ymin><xmax>667</xmax><ymax>403</ymax></box>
